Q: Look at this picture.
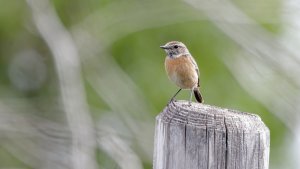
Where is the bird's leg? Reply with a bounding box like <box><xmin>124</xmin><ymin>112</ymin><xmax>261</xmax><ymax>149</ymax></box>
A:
<box><xmin>189</xmin><ymin>89</ymin><xmax>193</xmax><ymax>106</ymax></box>
<box><xmin>168</xmin><ymin>88</ymin><xmax>182</xmax><ymax>105</ymax></box>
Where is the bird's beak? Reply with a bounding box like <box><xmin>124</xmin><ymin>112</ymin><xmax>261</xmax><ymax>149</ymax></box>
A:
<box><xmin>160</xmin><ymin>45</ymin><xmax>168</xmax><ymax>49</ymax></box>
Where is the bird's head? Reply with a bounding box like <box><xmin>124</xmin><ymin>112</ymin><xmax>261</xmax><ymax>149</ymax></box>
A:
<box><xmin>160</xmin><ymin>41</ymin><xmax>189</xmax><ymax>58</ymax></box>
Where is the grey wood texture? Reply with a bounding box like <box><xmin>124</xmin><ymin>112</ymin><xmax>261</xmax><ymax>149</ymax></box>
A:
<box><xmin>153</xmin><ymin>101</ymin><xmax>269</xmax><ymax>169</ymax></box>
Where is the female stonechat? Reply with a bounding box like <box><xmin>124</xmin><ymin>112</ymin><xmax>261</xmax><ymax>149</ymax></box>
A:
<box><xmin>160</xmin><ymin>41</ymin><xmax>203</xmax><ymax>104</ymax></box>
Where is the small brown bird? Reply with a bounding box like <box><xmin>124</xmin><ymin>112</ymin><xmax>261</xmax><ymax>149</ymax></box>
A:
<box><xmin>160</xmin><ymin>41</ymin><xmax>203</xmax><ymax>104</ymax></box>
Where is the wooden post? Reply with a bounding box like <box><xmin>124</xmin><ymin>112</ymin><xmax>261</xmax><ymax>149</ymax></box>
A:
<box><xmin>153</xmin><ymin>101</ymin><xmax>270</xmax><ymax>169</ymax></box>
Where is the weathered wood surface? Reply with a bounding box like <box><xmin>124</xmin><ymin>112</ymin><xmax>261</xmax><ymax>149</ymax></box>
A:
<box><xmin>153</xmin><ymin>101</ymin><xmax>270</xmax><ymax>169</ymax></box>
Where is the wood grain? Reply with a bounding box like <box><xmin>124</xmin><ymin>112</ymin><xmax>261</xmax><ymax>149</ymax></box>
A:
<box><xmin>153</xmin><ymin>101</ymin><xmax>269</xmax><ymax>169</ymax></box>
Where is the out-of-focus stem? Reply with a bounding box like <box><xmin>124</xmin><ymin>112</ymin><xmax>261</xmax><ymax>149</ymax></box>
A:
<box><xmin>25</xmin><ymin>0</ymin><xmax>97</xmax><ymax>169</ymax></box>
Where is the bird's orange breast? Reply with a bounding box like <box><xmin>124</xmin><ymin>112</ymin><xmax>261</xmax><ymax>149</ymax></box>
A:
<box><xmin>165</xmin><ymin>55</ymin><xmax>198</xmax><ymax>89</ymax></box>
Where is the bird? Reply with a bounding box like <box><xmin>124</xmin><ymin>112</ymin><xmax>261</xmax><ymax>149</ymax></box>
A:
<box><xmin>160</xmin><ymin>41</ymin><xmax>203</xmax><ymax>104</ymax></box>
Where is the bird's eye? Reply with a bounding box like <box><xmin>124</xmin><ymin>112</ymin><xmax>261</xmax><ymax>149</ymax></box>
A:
<box><xmin>174</xmin><ymin>45</ymin><xmax>178</xmax><ymax>49</ymax></box>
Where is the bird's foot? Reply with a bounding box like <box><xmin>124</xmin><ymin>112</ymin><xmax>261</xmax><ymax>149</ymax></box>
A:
<box><xmin>167</xmin><ymin>98</ymin><xmax>177</xmax><ymax>106</ymax></box>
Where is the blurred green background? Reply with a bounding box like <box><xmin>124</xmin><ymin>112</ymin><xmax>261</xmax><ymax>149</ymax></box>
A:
<box><xmin>0</xmin><ymin>0</ymin><xmax>299</xmax><ymax>168</ymax></box>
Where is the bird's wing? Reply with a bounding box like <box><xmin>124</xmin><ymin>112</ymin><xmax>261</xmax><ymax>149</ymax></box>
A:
<box><xmin>189</xmin><ymin>55</ymin><xmax>200</xmax><ymax>87</ymax></box>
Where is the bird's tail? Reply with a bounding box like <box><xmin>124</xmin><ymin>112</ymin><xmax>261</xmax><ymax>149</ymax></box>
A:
<box><xmin>193</xmin><ymin>88</ymin><xmax>204</xmax><ymax>103</ymax></box>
